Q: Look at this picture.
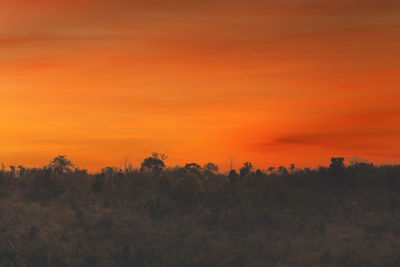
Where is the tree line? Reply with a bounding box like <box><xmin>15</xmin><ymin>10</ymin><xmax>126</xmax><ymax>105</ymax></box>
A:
<box><xmin>1</xmin><ymin>154</ymin><xmax>400</xmax><ymax>266</ymax></box>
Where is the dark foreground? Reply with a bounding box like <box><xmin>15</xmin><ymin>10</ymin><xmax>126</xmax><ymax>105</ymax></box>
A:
<box><xmin>1</xmin><ymin>159</ymin><xmax>400</xmax><ymax>266</ymax></box>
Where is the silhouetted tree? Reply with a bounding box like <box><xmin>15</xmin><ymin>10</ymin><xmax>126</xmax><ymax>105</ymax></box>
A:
<box><xmin>102</xmin><ymin>166</ymin><xmax>117</xmax><ymax>179</ymax></box>
<box><xmin>49</xmin><ymin>155</ymin><xmax>74</xmax><ymax>174</ymax></box>
<box><xmin>329</xmin><ymin>157</ymin><xmax>345</xmax><ymax>171</ymax></box>
<box><xmin>267</xmin><ymin>167</ymin><xmax>276</xmax><ymax>175</ymax></box>
<box><xmin>9</xmin><ymin>165</ymin><xmax>16</xmax><ymax>177</ymax></box>
<box><xmin>125</xmin><ymin>163</ymin><xmax>134</xmax><ymax>174</ymax></box>
<box><xmin>289</xmin><ymin>164</ymin><xmax>296</xmax><ymax>173</ymax></box>
<box><xmin>183</xmin><ymin>163</ymin><xmax>202</xmax><ymax>176</ymax></box>
<box><xmin>17</xmin><ymin>165</ymin><xmax>25</xmax><ymax>177</ymax></box>
<box><xmin>229</xmin><ymin>169</ymin><xmax>239</xmax><ymax>183</ymax></box>
<box><xmin>203</xmin><ymin>162</ymin><xmax>219</xmax><ymax>175</ymax></box>
<box><xmin>240</xmin><ymin>162</ymin><xmax>252</xmax><ymax>177</ymax></box>
<box><xmin>278</xmin><ymin>166</ymin><xmax>288</xmax><ymax>176</ymax></box>
<box><xmin>140</xmin><ymin>153</ymin><xmax>167</xmax><ymax>175</ymax></box>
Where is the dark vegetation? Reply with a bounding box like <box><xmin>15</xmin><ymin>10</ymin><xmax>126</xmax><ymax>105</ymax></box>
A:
<box><xmin>1</xmin><ymin>154</ymin><xmax>400</xmax><ymax>266</ymax></box>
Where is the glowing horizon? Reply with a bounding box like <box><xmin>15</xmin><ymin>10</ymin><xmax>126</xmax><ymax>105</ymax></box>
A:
<box><xmin>1</xmin><ymin>0</ymin><xmax>400</xmax><ymax>171</ymax></box>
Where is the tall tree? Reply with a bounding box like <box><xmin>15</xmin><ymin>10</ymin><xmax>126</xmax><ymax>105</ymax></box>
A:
<box><xmin>140</xmin><ymin>153</ymin><xmax>167</xmax><ymax>175</ymax></box>
<box><xmin>49</xmin><ymin>155</ymin><xmax>74</xmax><ymax>174</ymax></box>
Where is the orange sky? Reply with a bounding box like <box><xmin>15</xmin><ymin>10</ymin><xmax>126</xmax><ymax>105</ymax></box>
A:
<box><xmin>1</xmin><ymin>0</ymin><xmax>400</xmax><ymax>171</ymax></box>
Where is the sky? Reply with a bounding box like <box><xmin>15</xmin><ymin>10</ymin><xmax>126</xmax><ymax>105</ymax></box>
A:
<box><xmin>1</xmin><ymin>0</ymin><xmax>399</xmax><ymax>171</ymax></box>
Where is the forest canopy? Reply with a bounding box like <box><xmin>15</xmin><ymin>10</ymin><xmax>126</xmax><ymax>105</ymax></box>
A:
<box><xmin>0</xmin><ymin>155</ymin><xmax>400</xmax><ymax>266</ymax></box>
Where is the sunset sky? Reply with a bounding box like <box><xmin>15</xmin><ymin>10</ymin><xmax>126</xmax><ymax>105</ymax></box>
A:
<box><xmin>1</xmin><ymin>0</ymin><xmax>399</xmax><ymax>171</ymax></box>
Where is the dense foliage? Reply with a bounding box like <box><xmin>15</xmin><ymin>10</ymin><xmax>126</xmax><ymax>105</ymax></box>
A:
<box><xmin>1</xmin><ymin>156</ymin><xmax>400</xmax><ymax>266</ymax></box>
